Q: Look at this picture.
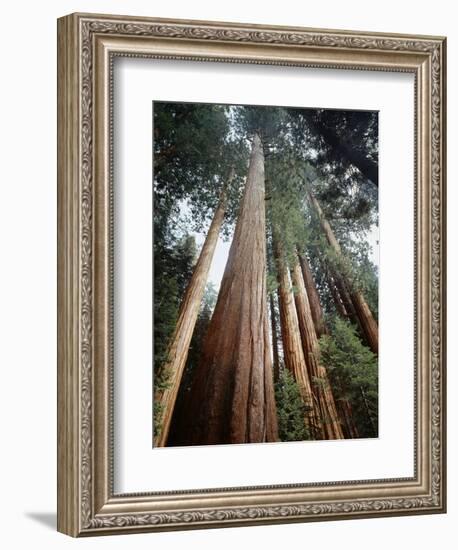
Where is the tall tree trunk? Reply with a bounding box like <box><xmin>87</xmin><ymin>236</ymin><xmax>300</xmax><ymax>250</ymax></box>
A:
<box><xmin>308</xmin><ymin>190</ymin><xmax>379</xmax><ymax>355</ymax></box>
<box><xmin>154</xmin><ymin>186</ymin><xmax>227</xmax><ymax>447</ymax></box>
<box><xmin>351</xmin><ymin>291</ymin><xmax>379</xmax><ymax>355</ymax></box>
<box><xmin>324</xmin><ymin>270</ymin><xmax>360</xmax><ymax>438</ymax></box>
<box><xmin>274</xmin><ymin>240</ymin><xmax>322</xmax><ymax>439</ymax></box>
<box><xmin>328</xmin><ymin>266</ymin><xmax>359</xmax><ymax>326</ymax></box>
<box><xmin>184</xmin><ymin>134</ymin><xmax>278</xmax><ymax>445</ymax></box>
<box><xmin>298</xmin><ymin>252</ymin><xmax>327</xmax><ymax>336</ymax></box>
<box><xmin>270</xmin><ymin>293</ymin><xmax>280</xmax><ymax>382</ymax></box>
<box><xmin>291</xmin><ymin>259</ymin><xmax>344</xmax><ymax>440</ymax></box>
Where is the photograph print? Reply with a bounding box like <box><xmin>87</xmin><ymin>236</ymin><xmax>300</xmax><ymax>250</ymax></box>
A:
<box><xmin>153</xmin><ymin>101</ymin><xmax>379</xmax><ymax>448</ymax></box>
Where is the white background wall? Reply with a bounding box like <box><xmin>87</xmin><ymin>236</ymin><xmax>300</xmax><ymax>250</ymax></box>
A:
<box><xmin>0</xmin><ymin>1</ymin><xmax>454</xmax><ymax>548</ymax></box>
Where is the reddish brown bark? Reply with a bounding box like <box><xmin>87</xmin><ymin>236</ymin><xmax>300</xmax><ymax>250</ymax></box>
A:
<box><xmin>351</xmin><ymin>291</ymin><xmax>379</xmax><ymax>355</ymax></box>
<box><xmin>336</xmin><ymin>398</ymin><xmax>359</xmax><ymax>439</ymax></box>
<box><xmin>298</xmin><ymin>253</ymin><xmax>327</xmax><ymax>336</ymax></box>
<box><xmin>323</xmin><ymin>271</ymin><xmax>361</xmax><ymax>439</ymax></box>
<box><xmin>328</xmin><ymin>271</ymin><xmax>350</xmax><ymax>320</ymax></box>
<box><xmin>291</xmin><ymin>259</ymin><xmax>344</xmax><ymax>440</ymax></box>
<box><xmin>154</xmin><ymin>188</ymin><xmax>227</xmax><ymax>447</ymax></box>
<box><xmin>329</xmin><ymin>268</ymin><xmax>358</xmax><ymax>325</ymax></box>
<box><xmin>308</xmin><ymin>190</ymin><xmax>378</xmax><ymax>355</ymax></box>
<box><xmin>274</xmin><ymin>241</ymin><xmax>322</xmax><ymax>439</ymax></box>
<box><xmin>270</xmin><ymin>293</ymin><xmax>280</xmax><ymax>382</ymax></box>
<box><xmin>184</xmin><ymin>134</ymin><xmax>278</xmax><ymax>445</ymax></box>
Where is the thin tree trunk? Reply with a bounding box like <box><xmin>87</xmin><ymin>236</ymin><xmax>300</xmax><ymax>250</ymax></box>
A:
<box><xmin>184</xmin><ymin>134</ymin><xmax>278</xmax><ymax>445</ymax></box>
<box><xmin>298</xmin><ymin>253</ymin><xmax>327</xmax><ymax>336</ymax></box>
<box><xmin>308</xmin><ymin>190</ymin><xmax>378</xmax><ymax>354</ymax></box>
<box><xmin>154</xmin><ymin>185</ymin><xmax>227</xmax><ymax>447</ymax></box>
<box><xmin>328</xmin><ymin>271</ymin><xmax>350</xmax><ymax>319</ymax></box>
<box><xmin>336</xmin><ymin>398</ymin><xmax>359</xmax><ymax>439</ymax></box>
<box><xmin>329</xmin><ymin>267</ymin><xmax>359</xmax><ymax>326</ymax></box>
<box><xmin>270</xmin><ymin>293</ymin><xmax>280</xmax><ymax>382</ymax></box>
<box><xmin>324</xmin><ymin>271</ymin><xmax>360</xmax><ymax>438</ymax></box>
<box><xmin>351</xmin><ymin>291</ymin><xmax>379</xmax><ymax>355</ymax></box>
<box><xmin>274</xmin><ymin>240</ymin><xmax>322</xmax><ymax>439</ymax></box>
<box><xmin>291</xmin><ymin>259</ymin><xmax>344</xmax><ymax>440</ymax></box>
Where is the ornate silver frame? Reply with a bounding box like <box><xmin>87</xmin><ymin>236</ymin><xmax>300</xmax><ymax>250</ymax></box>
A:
<box><xmin>57</xmin><ymin>13</ymin><xmax>446</xmax><ymax>536</ymax></box>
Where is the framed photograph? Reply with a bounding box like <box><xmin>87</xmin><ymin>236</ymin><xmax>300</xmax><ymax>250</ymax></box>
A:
<box><xmin>57</xmin><ymin>13</ymin><xmax>446</xmax><ymax>536</ymax></box>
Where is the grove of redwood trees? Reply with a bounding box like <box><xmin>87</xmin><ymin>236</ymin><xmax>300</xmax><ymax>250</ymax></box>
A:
<box><xmin>153</xmin><ymin>102</ymin><xmax>379</xmax><ymax>446</ymax></box>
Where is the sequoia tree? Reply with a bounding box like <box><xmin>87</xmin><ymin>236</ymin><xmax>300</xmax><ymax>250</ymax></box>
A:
<box><xmin>298</xmin><ymin>252</ymin><xmax>327</xmax><ymax>337</ymax></box>
<box><xmin>320</xmin><ymin>317</ymin><xmax>378</xmax><ymax>438</ymax></box>
<box><xmin>291</xmin><ymin>257</ymin><xmax>344</xmax><ymax>439</ymax></box>
<box><xmin>183</xmin><ymin>134</ymin><xmax>278</xmax><ymax>445</ymax></box>
<box><xmin>270</xmin><ymin>292</ymin><xmax>281</xmax><ymax>382</ymax></box>
<box><xmin>154</xmin><ymin>185</ymin><xmax>228</xmax><ymax>446</ymax></box>
<box><xmin>307</xmin><ymin>188</ymin><xmax>378</xmax><ymax>355</ymax></box>
<box><xmin>274</xmin><ymin>240</ymin><xmax>322</xmax><ymax>439</ymax></box>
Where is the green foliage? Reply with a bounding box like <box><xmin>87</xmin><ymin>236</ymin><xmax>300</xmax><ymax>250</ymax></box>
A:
<box><xmin>154</xmin><ymin>102</ymin><xmax>249</xmax><ymax>234</ymax></box>
<box><xmin>266</xmin><ymin>155</ymin><xmax>311</xmax><ymax>259</ymax></box>
<box><xmin>288</xmin><ymin>107</ymin><xmax>379</xmax><ymax>221</ymax></box>
<box><xmin>233</xmin><ymin>105</ymin><xmax>289</xmax><ymax>145</ymax></box>
<box><xmin>154</xmin><ymin>234</ymin><xmax>196</xmax><ymax>360</ymax></box>
<box><xmin>153</xmin><ymin>233</ymin><xmax>197</xmax><ymax>438</ymax></box>
<box><xmin>319</xmin><ymin>317</ymin><xmax>378</xmax><ymax>437</ymax></box>
<box><xmin>275</xmin><ymin>368</ymin><xmax>311</xmax><ymax>442</ymax></box>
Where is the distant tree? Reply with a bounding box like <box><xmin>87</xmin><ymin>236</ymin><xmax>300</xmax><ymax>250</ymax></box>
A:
<box><xmin>273</xmin><ymin>237</ymin><xmax>322</xmax><ymax>439</ymax></box>
<box><xmin>291</xmin><ymin>257</ymin><xmax>344</xmax><ymax>439</ymax></box>
<box><xmin>319</xmin><ymin>317</ymin><xmax>378</xmax><ymax>438</ymax></box>
<box><xmin>306</xmin><ymin>188</ymin><xmax>378</xmax><ymax>354</ymax></box>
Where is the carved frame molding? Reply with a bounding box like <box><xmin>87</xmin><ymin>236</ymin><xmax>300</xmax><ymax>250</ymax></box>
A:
<box><xmin>57</xmin><ymin>13</ymin><xmax>446</xmax><ymax>536</ymax></box>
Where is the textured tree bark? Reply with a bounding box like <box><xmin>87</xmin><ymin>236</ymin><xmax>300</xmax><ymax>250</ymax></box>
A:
<box><xmin>270</xmin><ymin>292</ymin><xmax>280</xmax><ymax>383</ymax></box>
<box><xmin>291</xmin><ymin>259</ymin><xmax>344</xmax><ymax>440</ymax></box>
<box><xmin>329</xmin><ymin>267</ymin><xmax>359</xmax><ymax>326</ymax></box>
<box><xmin>321</xmin><ymin>271</ymin><xmax>361</xmax><ymax>439</ymax></box>
<box><xmin>351</xmin><ymin>290</ymin><xmax>379</xmax><ymax>355</ymax></box>
<box><xmin>336</xmin><ymin>398</ymin><xmax>360</xmax><ymax>439</ymax></box>
<box><xmin>328</xmin><ymin>271</ymin><xmax>350</xmax><ymax>319</ymax></box>
<box><xmin>154</xmin><ymin>187</ymin><xmax>227</xmax><ymax>447</ymax></box>
<box><xmin>308</xmin><ymin>190</ymin><xmax>378</xmax><ymax>355</ymax></box>
<box><xmin>274</xmin><ymin>241</ymin><xmax>322</xmax><ymax>439</ymax></box>
<box><xmin>184</xmin><ymin>134</ymin><xmax>278</xmax><ymax>445</ymax></box>
<box><xmin>298</xmin><ymin>253</ymin><xmax>327</xmax><ymax>336</ymax></box>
